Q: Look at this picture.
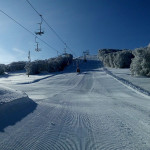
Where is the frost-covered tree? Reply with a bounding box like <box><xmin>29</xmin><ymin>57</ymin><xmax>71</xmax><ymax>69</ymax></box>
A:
<box><xmin>98</xmin><ymin>49</ymin><xmax>121</xmax><ymax>61</ymax></box>
<box><xmin>24</xmin><ymin>62</ymin><xmax>32</xmax><ymax>76</ymax></box>
<box><xmin>0</xmin><ymin>64</ymin><xmax>5</xmax><ymax>75</ymax></box>
<box><xmin>130</xmin><ymin>47</ymin><xmax>150</xmax><ymax>76</ymax></box>
<box><xmin>6</xmin><ymin>61</ymin><xmax>26</xmax><ymax>72</ymax></box>
<box><xmin>25</xmin><ymin>54</ymin><xmax>73</xmax><ymax>75</ymax></box>
<box><xmin>25</xmin><ymin>60</ymin><xmax>46</xmax><ymax>75</ymax></box>
<box><xmin>98</xmin><ymin>49</ymin><xmax>133</xmax><ymax>68</ymax></box>
<box><xmin>103</xmin><ymin>54</ymin><xmax>111</xmax><ymax>67</ymax></box>
<box><xmin>113</xmin><ymin>51</ymin><xmax>134</xmax><ymax>68</ymax></box>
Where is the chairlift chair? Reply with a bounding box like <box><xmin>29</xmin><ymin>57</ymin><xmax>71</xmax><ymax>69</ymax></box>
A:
<box><xmin>35</xmin><ymin>15</ymin><xmax>44</xmax><ymax>36</ymax></box>
<box><xmin>35</xmin><ymin>37</ymin><xmax>41</xmax><ymax>52</ymax></box>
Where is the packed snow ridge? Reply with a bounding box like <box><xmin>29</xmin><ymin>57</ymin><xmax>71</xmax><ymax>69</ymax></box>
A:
<box><xmin>103</xmin><ymin>67</ymin><xmax>150</xmax><ymax>98</ymax></box>
<box><xmin>0</xmin><ymin>85</ymin><xmax>27</xmax><ymax>104</ymax></box>
<box><xmin>0</xmin><ymin>86</ymin><xmax>37</xmax><ymax>132</ymax></box>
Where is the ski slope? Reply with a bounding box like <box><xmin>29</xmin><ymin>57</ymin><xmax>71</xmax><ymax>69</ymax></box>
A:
<box><xmin>0</xmin><ymin>56</ymin><xmax>150</xmax><ymax>150</ymax></box>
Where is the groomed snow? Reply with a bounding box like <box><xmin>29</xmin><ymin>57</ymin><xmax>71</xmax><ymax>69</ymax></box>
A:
<box><xmin>0</xmin><ymin>85</ymin><xmax>27</xmax><ymax>104</ymax></box>
<box><xmin>0</xmin><ymin>56</ymin><xmax>150</xmax><ymax>149</ymax></box>
<box><xmin>104</xmin><ymin>67</ymin><xmax>150</xmax><ymax>98</ymax></box>
<box><xmin>0</xmin><ymin>85</ymin><xmax>37</xmax><ymax>132</ymax></box>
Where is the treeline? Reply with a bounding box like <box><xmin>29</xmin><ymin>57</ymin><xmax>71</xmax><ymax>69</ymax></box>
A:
<box><xmin>0</xmin><ymin>54</ymin><xmax>73</xmax><ymax>75</ymax></box>
<box><xmin>98</xmin><ymin>47</ymin><xmax>150</xmax><ymax>77</ymax></box>
<box><xmin>98</xmin><ymin>49</ymin><xmax>134</xmax><ymax>68</ymax></box>
<box><xmin>25</xmin><ymin>54</ymin><xmax>73</xmax><ymax>75</ymax></box>
<box><xmin>0</xmin><ymin>62</ymin><xmax>26</xmax><ymax>75</ymax></box>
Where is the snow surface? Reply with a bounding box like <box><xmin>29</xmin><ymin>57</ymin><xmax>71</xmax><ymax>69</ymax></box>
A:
<box><xmin>0</xmin><ymin>56</ymin><xmax>150</xmax><ymax>149</ymax></box>
<box><xmin>105</xmin><ymin>67</ymin><xmax>150</xmax><ymax>92</ymax></box>
<box><xmin>0</xmin><ymin>85</ymin><xmax>27</xmax><ymax>103</ymax></box>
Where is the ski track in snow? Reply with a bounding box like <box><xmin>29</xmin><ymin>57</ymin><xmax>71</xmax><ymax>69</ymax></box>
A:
<box><xmin>0</xmin><ymin>56</ymin><xmax>150</xmax><ymax>149</ymax></box>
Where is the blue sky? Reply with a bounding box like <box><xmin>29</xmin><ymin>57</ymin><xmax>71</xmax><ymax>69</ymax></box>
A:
<box><xmin>0</xmin><ymin>0</ymin><xmax>150</xmax><ymax>64</ymax></box>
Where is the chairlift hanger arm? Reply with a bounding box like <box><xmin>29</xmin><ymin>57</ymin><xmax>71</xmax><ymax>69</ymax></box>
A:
<box><xmin>40</xmin><ymin>14</ymin><xmax>43</xmax><ymax>24</ymax></box>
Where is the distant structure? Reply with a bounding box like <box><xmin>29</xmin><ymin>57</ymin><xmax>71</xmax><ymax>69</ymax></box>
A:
<box><xmin>83</xmin><ymin>50</ymin><xmax>89</xmax><ymax>62</ymax></box>
<box><xmin>63</xmin><ymin>43</ymin><xmax>67</xmax><ymax>55</ymax></box>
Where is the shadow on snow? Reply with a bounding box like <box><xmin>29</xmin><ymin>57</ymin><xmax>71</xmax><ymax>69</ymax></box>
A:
<box><xmin>0</xmin><ymin>97</ymin><xmax>37</xmax><ymax>132</ymax></box>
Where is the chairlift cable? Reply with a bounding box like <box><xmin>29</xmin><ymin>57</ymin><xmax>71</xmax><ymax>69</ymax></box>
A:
<box><xmin>0</xmin><ymin>9</ymin><xmax>61</xmax><ymax>54</ymax></box>
<box><xmin>26</xmin><ymin>0</ymin><xmax>66</xmax><ymax>44</ymax></box>
<box><xmin>26</xmin><ymin>0</ymin><xmax>41</xmax><ymax>16</ymax></box>
<box><xmin>0</xmin><ymin>9</ymin><xmax>35</xmax><ymax>36</ymax></box>
<box><xmin>26</xmin><ymin>0</ymin><xmax>77</xmax><ymax>57</ymax></box>
<box><xmin>43</xmin><ymin>18</ymin><xmax>77</xmax><ymax>57</ymax></box>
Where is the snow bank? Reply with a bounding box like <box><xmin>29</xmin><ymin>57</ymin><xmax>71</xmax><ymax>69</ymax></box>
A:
<box><xmin>0</xmin><ymin>85</ymin><xmax>27</xmax><ymax>104</ymax></box>
<box><xmin>103</xmin><ymin>67</ymin><xmax>150</xmax><ymax>98</ymax></box>
<box><xmin>0</xmin><ymin>86</ymin><xmax>37</xmax><ymax>132</ymax></box>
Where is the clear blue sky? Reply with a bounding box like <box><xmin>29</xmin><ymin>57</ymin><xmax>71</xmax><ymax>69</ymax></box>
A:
<box><xmin>0</xmin><ymin>0</ymin><xmax>150</xmax><ymax>64</ymax></box>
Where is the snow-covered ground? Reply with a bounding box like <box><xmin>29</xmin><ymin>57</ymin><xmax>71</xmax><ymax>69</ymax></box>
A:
<box><xmin>107</xmin><ymin>67</ymin><xmax>150</xmax><ymax>92</ymax></box>
<box><xmin>0</xmin><ymin>56</ymin><xmax>150</xmax><ymax>149</ymax></box>
<box><xmin>104</xmin><ymin>67</ymin><xmax>150</xmax><ymax>97</ymax></box>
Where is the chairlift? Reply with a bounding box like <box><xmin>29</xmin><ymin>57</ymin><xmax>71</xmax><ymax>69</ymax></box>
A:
<box><xmin>35</xmin><ymin>37</ymin><xmax>41</xmax><ymax>52</ymax></box>
<box><xmin>35</xmin><ymin>15</ymin><xmax>44</xmax><ymax>36</ymax></box>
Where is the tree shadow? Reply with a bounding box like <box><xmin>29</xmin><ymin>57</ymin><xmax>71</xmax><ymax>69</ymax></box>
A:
<box><xmin>0</xmin><ymin>73</ymin><xmax>10</xmax><ymax>78</ymax></box>
<box><xmin>0</xmin><ymin>97</ymin><xmax>37</xmax><ymax>132</ymax></box>
<box><xmin>18</xmin><ymin>74</ymin><xmax>56</xmax><ymax>84</ymax></box>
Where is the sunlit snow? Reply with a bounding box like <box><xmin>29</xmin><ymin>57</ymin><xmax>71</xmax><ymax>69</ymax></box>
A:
<box><xmin>0</xmin><ymin>56</ymin><xmax>150</xmax><ymax>149</ymax></box>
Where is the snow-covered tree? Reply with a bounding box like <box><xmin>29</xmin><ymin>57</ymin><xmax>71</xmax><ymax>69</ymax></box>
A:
<box><xmin>98</xmin><ymin>49</ymin><xmax>133</xmax><ymax>68</ymax></box>
<box><xmin>98</xmin><ymin>49</ymin><xmax>121</xmax><ymax>61</ymax></box>
<box><xmin>25</xmin><ymin>60</ymin><xmax>47</xmax><ymax>75</ymax></box>
<box><xmin>6</xmin><ymin>61</ymin><xmax>26</xmax><ymax>72</ymax></box>
<box><xmin>0</xmin><ymin>64</ymin><xmax>5</xmax><ymax>75</ymax></box>
<box><xmin>113</xmin><ymin>51</ymin><xmax>134</xmax><ymax>68</ymax></box>
<box><xmin>130</xmin><ymin>47</ymin><xmax>150</xmax><ymax>76</ymax></box>
<box><xmin>25</xmin><ymin>54</ymin><xmax>73</xmax><ymax>75</ymax></box>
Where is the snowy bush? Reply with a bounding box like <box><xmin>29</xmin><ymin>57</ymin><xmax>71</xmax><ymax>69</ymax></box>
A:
<box><xmin>103</xmin><ymin>54</ymin><xmax>111</xmax><ymax>67</ymax></box>
<box><xmin>47</xmin><ymin>58</ymin><xmax>58</xmax><ymax>72</ymax></box>
<box><xmin>25</xmin><ymin>60</ymin><xmax>48</xmax><ymax>75</ymax></box>
<box><xmin>98</xmin><ymin>49</ymin><xmax>133</xmax><ymax>68</ymax></box>
<box><xmin>25</xmin><ymin>61</ymin><xmax>38</xmax><ymax>75</ymax></box>
<box><xmin>130</xmin><ymin>47</ymin><xmax>150</xmax><ymax>77</ymax></box>
<box><xmin>6</xmin><ymin>61</ymin><xmax>26</xmax><ymax>72</ymax></box>
<box><xmin>113</xmin><ymin>51</ymin><xmax>134</xmax><ymax>68</ymax></box>
<box><xmin>0</xmin><ymin>64</ymin><xmax>5</xmax><ymax>75</ymax></box>
<box><xmin>98</xmin><ymin>49</ymin><xmax>121</xmax><ymax>61</ymax></box>
<box><xmin>46</xmin><ymin>54</ymin><xmax>73</xmax><ymax>73</ymax></box>
<box><xmin>25</xmin><ymin>54</ymin><xmax>73</xmax><ymax>75</ymax></box>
